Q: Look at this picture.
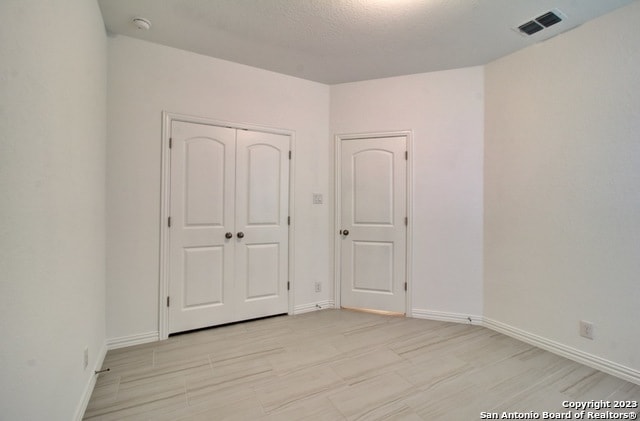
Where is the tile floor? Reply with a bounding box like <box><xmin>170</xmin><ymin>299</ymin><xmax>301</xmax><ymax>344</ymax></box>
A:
<box><xmin>84</xmin><ymin>309</ymin><xmax>640</xmax><ymax>420</ymax></box>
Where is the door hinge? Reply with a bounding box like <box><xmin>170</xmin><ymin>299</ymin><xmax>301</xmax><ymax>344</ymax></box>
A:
<box><xmin>288</xmin><ymin>150</ymin><xmax>292</xmax><ymax>160</ymax></box>
<box><xmin>287</xmin><ymin>216</ymin><xmax>290</xmax><ymax>225</ymax></box>
<box><xmin>405</xmin><ymin>151</ymin><xmax>408</xmax><ymax>160</ymax></box>
<box><xmin>169</xmin><ymin>138</ymin><xmax>172</xmax><ymax>149</ymax></box>
<box><xmin>166</xmin><ymin>296</ymin><xmax>170</xmax><ymax>307</ymax></box>
<box><xmin>287</xmin><ymin>281</ymin><xmax>290</xmax><ymax>291</ymax></box>
<box><xmin>168</xmin><ymin>217</ymin><xmax>171</xmax><ymax>227</ymax></box>
<box><xmin>404</xmin><ymin>282</ymin><xmax>407</xmax><ymax>291</ymax></box>
<box><xmin>405</xmin><ymin>217</ymin><xmax>408</xmax><ymax>226</ymax></box>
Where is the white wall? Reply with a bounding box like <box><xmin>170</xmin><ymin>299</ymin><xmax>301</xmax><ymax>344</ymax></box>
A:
<box><xmin>331</xmin><ymin>68</ymin><xmax>485</xmax><ymax>318</ymax></box>
<box><xmin>106</xmin><ymin>36</ymin><xmax>331</xmax><ymax>340</ymax></box>
<box><xmin>0</xmin><ymin>1</ymin><xmax>107</xmax><ymax>420</ymax></box>
<box><xmin>485</xmin><ymin>1</ymin><xmax>640</xmax><ymax>374</ymax></box>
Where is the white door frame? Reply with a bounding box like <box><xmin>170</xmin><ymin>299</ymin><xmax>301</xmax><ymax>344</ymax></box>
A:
<box><xmin>333</xmin><ymin>131</ymin><xmax>413</xmax><ymax>316</ymax></box>
<box><xmin>159</xmin><ymin>111</ymin><xmax>296</xmax><ymax>340</ymax></box>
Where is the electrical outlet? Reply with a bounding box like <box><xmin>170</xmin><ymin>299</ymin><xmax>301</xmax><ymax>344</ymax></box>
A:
<box><xmin>83</xmin><ymin>347</ymin><xmax>89</xmax><ymax>370</ymax></box>
<box><xmin>579</xmin><ymin>320</ymin><xmax>594</xmax><ymax>340</ymax></box>
<box><xmin>312</xmin><ymin>193</ymin><xmax>323</xmax><ymax>205</ymax></box>
<box><xmin>314</xmin><ymin>281</ymin><xmax>322</xmax><ymax>293</ymax></box>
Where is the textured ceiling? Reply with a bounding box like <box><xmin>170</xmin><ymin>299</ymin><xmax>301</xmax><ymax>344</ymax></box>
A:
<box><xmin>98</xmin><ymin>0</ymin><xmax>636</xmax><ymax>84</ymax></box>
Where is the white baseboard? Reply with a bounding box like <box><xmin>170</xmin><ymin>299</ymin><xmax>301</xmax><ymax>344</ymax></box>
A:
<box><xmin>412</xmin><ymin>308</ymin><xmax>481</xmax><ymax>325</ymax></box>
<box><xmin>106</xmin><ymin>331</ymin><xmax>159</xmax><ymax>350</ymax></box>
<box><xmin>294</xmin><ymin>300</ymin><xmax>335</xmax><ymax>315</ymax></box>
<box><xmin>74</xmin><ymin>342</ymin><xmax>108</xmax><ymax>421</ymax></box>
<box><xmin>410</xmin><ymin>309</ymin><xmax>639</xmax><ymax>385</ymax></box>
<box><xmin>482</xmin><ymin>317</ymin><xmax>640</xmax><ymax>385</ymax></box>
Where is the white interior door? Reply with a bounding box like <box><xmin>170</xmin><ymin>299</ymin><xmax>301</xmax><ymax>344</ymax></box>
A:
<box><xmin>234</xmin><ymin>130</ymin><xmax>290</xmax><ymax>320</ymax></box>
<box><xmin>340</xmin><ymin>136</ymin><xmax>407</xmax><ymax>314</ymax></box>
<box><xmin>169</xmin><ymin>122</ymin><xmax>236</xmax><ymax>333</ymax></box>
<box><xmin>169</xmin><ymin>121</ymin><xmax>289</xmax><ymax>333</ymax></box>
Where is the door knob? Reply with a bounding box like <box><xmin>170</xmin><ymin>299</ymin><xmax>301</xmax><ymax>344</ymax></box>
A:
<box><xmin>342</xmin><ymin>229</ymin><xmax>349</xmax><ymax>236</ymax></box>
<box><xmin>237</xmin><ymin>232</ymin><xmax>245</xmax><ymax>239</ymax></box>
<box><xmin>225</xmin><ymin>232</ymin><xmax>233</xmax><ymax>239</ymax></box>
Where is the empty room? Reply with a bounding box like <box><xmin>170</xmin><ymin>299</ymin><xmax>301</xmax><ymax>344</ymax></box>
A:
<box><xmin>1</xmin><ymin>0</ymin><xmax>639</xmax><ymax>420</ymax></box>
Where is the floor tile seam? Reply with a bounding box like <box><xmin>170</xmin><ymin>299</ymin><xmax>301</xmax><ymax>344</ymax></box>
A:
<box><xmin>485</xmin><ymin>363</ymin><xmax>585</xmax><ymax>412</ymax></box>
<box><xmin>340</xmin><ymin>321</ymin><xmax>397</xmax><ymax>336</ymax></box>
<box><xmin>118</xmin><ymin>363</ymin><xmax>212</xmax><ymax>385</ymax></box>
<box><xmin>326</xmin><ymin>345</ymin><xmax>401</xmax><ymax>368</ymax></box>
<box><xmin>340</xmin><ymin>368</ymin><xmax>405</xmax><ymax>387</ymax></box>
<box><xmin>334</xmin><ymin>342</ymin><xmax>389</xmax><ymax>357</ymax></box>
<box><xmin>324</xmin><ymin>394</ymin><xmax>349</xmax><ymax>421</ymax></box>
<box><xmin>181</xmin><ymin>377</ymin><xmax>189</xmax><ymax>412</ymax></box>
<box><xmin>218</xmin><ymin>367</ymin><xmax>276</xmax><ymax>386</ymax></box>
<box><xmin>383</xmin><ymin>343</ymin><xmax>414</xmax><ymax>363</ymax></box>
<box><xmin>112</xmin><ymin>375</ymin><xmax>122</xmax><ymax>403</ymax></box>
<box><xmin>559</xmin><ymin>368</ymin><xmax>601</xmax><ymax>395</ymax></box>
<box><xmin>259</xmin><ymin>381</ymin><xmax>347</xmax><ymax>415</ymax></box>
<box><xmin>357</xmin><ymin>401</ymin><xmax>419</xmax><ymax>421</ymax></box>
<box><xmin>329</xmin><ymin>387</ymin><xmax>414</xmax><ymax>421</ymax></box>
<box><xmin>421</xmin><ymin>354</ymin><xmax>541</xmax><ymax>396</ymax></box>
<box><xmin>206</xmin><ymin>352</ymin><xmax>214</xmax><ymax>376</ymax></box>
<box><xmin>84</xmin><ymin>389</ymin><xmax>187</xmax><ymax>419</ymax></box>
<box><xmin>184</xmin><ymin>369</ymin><xmax>274</xmax><ymax>398</ymax></box>
<box><xmin>270</xmin><ymin>357</ymin><xmax>342</xmax><ymax>379</ymax></box>
<box><xmin>608</xmin><ymin>380</ymin><xmax>640</xmax><ymax>399</ymax></box>
<box><xmin>112</xmin><ymin>381</ymin><xmax>188</xmax><ymax>401</ymax></box>
<box><xmin>251</xmin><ymin>389</ymin><xmax>269</xmax><ymax>419</ymax></box>
<box><xmin>452</xmin><ymin>341</ymin><xmax>538</xmax><ymax>375</ymax></box>
<box><xmin>182</xmin><ymin>383</ymin><xmax>260</xmax><ymax>418</ymax></box>
<box><xmin>391</xmin><ymin>332</ymin><xmax>484</xmax><ymax>357</ymax></box>
<box><xmin>605</xmin><ymin>383</ymin><xmax>625</xmax><ymax>400</ymax></box>
<box><xmin>339</xmin><ymin>360</ymin><xmax>415</xmax><ymax>386</ymax></box>
<box><xmin>207</xmin><ymin>347</ymin><xmax>286</xmax><ymax>365</ymax></box>
<box><xmin>486</xmin><ymin>382</ymin><xmax>546</xmax><ymax>413</ymax></box>
<box><xmin>406</xmin><ymin>364</ymin><xmax>476</xmax><ymax>393</ymax></box>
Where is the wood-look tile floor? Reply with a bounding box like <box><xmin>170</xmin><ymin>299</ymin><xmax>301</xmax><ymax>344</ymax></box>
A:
<box><xmin>84</xmin><ymin>309</ymin><xmax>640</xmax><ymax>420</ymax></box>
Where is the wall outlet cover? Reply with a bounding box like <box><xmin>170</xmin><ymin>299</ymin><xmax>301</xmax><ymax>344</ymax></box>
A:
<box><xmin>579</xmin><ymin>320</ymin><xmax>594</xmax><ymax>340</ymax></box>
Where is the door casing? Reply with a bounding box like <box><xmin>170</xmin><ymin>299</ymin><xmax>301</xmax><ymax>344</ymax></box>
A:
<box><xmin>334</xmin><ymin>131</ymin><xmax>413</xmax><ymax>316</ymax></box>
<box><xmin>159</xmin><ymin>112</ymin><xmax>296</xmax><ymax>339</ymax></box>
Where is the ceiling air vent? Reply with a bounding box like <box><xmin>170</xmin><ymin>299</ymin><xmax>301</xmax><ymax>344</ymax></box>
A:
<box><xmin>516</xmin><ymin>9</ymin><xmax>566</xmax><ymax>36</ymax></box>
<box><xmin>518</xmin><ymin>21</ymin><xmax>544</xmax><ymax>35</ymax></box>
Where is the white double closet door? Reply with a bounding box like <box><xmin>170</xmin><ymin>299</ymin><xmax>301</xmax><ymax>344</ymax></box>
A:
<box><xmin>169</xmin><ymin>121</ymin><xmax>290</xmax><ymax>334</ymax></box>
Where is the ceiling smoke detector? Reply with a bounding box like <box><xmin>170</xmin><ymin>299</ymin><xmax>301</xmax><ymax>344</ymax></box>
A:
<box><xmin>516</xmin><ymin>9</ymin><xmax>566</xmax><ymax>36</ymax></box>
<box><xmin>132</xmin><ymin>17</ymin><xmax>151</xmax><ymax>31</ymax></box>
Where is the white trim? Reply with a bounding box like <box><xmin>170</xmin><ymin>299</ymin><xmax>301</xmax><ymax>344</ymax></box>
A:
<box><xmin>74</xmin><ymin>342</ymin><xmax>108</xmax><ymax>421</ymax></box>
<box><xmin>412</xmin><ymin>308</ymin><xmax>481</xmax><ymax>325</ymax></box>
<box><xmin>405</xmin><ymin>132</ymin><xmax>414</xmax><ymax>317</ymax></box>
<box><xmin>106</xmin><ymin>331</ymin><xmax>159</xmax><ymax>350</ymax></box>
<box><xmin>482</xmin><ymin>317</ymin><xmax>640</xmax><ymax>385</ymax></box>
<box><xmin>159</xmin><ymin>112</ymin><xmax>171</xmax><ymax>340</ymax></box>
<box><xmin>287</xmin><ymin>130</ymin><xmax>296</xmax><ymax>317</ymax></box>
<box><xmin>410</xmin><ymin>310</ymin><xmax>640</xmax><ymax>384</ymax></box>
<box><xmin>333</xmin><ymin>134</ymin><xmax>341</xmax><ymax>309</ymax></box>
<box><xmin>294</xmin><ymin>300</ymin><xmax>336</xmax><ymax>315</ymax></box>
<box><xmin>159</xmin><ymin>112</ymin><xmax>296</xmax><ymax>339</ymax></box>
<box><xmin>333</xmin><ymin>131</ymin><xmax>413</xmax><ymax>314</ymax></box>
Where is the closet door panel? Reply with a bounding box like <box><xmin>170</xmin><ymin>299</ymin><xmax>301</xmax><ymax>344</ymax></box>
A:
<box><xmin>235</xmin><ymin>130</ymin><xmax>290</xmax><ymax>320</ymax></box>
<box><xmin>169</xmin><ymin>122</ymin><xmax>236</xmax><ymax>333</ymax></box>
